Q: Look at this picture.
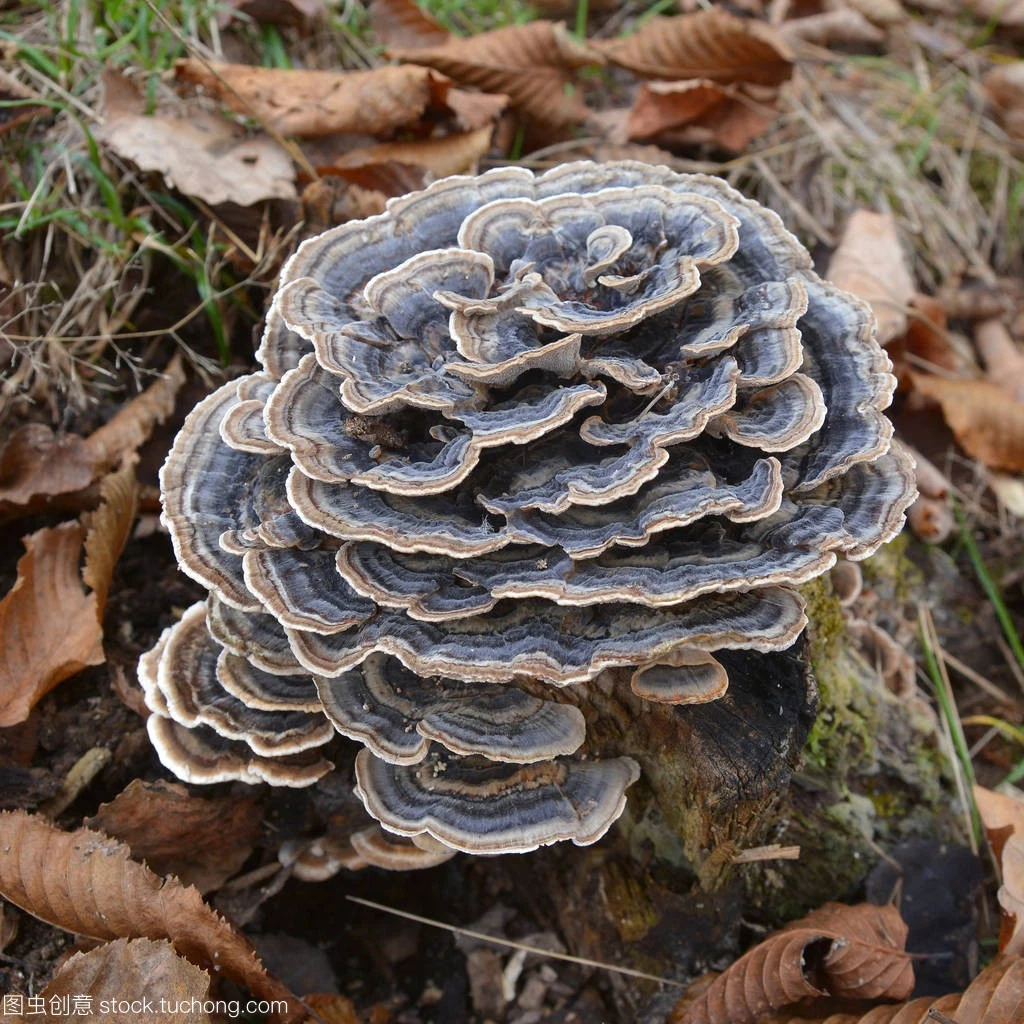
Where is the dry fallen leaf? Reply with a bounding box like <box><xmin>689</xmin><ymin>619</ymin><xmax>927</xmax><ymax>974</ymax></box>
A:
<box><xmin>86</xmin><ymin>780</ymin><xmax>263</xmax><ymax>894</ymax></box>
<box><xmin>749</xmin><ymin>955</ymin><xmax>1024</xmax><ymax>1023</ymax></box>
<box><xmin>913</xmin><ymin>375</ymin><xmax>1024</xmax><ymax>474</ymax></box>
<box><xmin>0</xmin><ymin>523</ymin><xmax>104</xmax><ymax>728</ymax></box>
<box><xmin>975</xmin><ymin>317</ymin><xmax>1024</xmax><ymax>403</ymax></box>
<box><xmin>82</xmin><ymin>460</ymin><xmax>139</xmax><ymax>615</ymax></box>
<box><xmin>827</xmin><ymin>210</ymin><xmax>915</xmax><ymax>346</ymax></box>
<box><xmin>37</xmin><ymin>938</ymin><xmax>212</xmax><ymax>1024</ymax></box>
<box><xmin>779</xmin><ymin>9</ymin><xmax>887</xmax><ymax>46</ymax></box>
<box><xmin>313</xmin><ymin>126</ymin><xmax>494</xmax><ymax>186</ymax></box>
<box><xmin>390</xmin><ymin>21</ymin><xmax>599</xmax><ymax>127</ymax></box>
<box><xmin>0</xmin><ymin>425</ymin><xmax>95</xmax><ymax>519</ymax></box>
<box><xmin>0</xmin><ymin>811</ymin><xmax>303</xmax><ymax>1020</ymax></box>
<box><xmin>98</xmin><ymin>70</ymin><xmax>295</xmax><ymax>206</ymax></box>
<box><xmin>669</xmin><ymin>902</ymin><xmax>912</xmax><ymax>1024</ymax></box>
<box><xmin>174</xmin><ymin>59</ymin><xmax>449</xmax><ymax>138</ymax></box>
<box><xmin>368</xmin><ymin>0</ymin><xmax>450</xmax><ymax>49</ymax></box>
<box><xmin>627</xmin><ymin>79</ymin><xmax>778</xmax><ymax>152</ymax></box>
<box><xmin>985</xmin><ymin>63</ymin><xmax>1024</xmax><ymax>141</ymax></box>
<box><xmin>975</xmin><ymin>785</ymin><xmax>1024</xmax><ymax>956</ymax></box>
<box><xmin>0</xmin><ymin>354</ymin><xmax>182</xmax><ymax>521</ymax></box>
<box><xmin>0</xmin><ymin>69</ymin><xmax>48</xmax><ymax>138</ymax></box>
<box><xmin>600</xmin><ymin>10</ymin><xmax>793</xmax><ymax>86</ymax></box>
<box><xmin>966</xmin><ymin>0</ymin><xmax>1024</xmax><ymax>29</ymax></box>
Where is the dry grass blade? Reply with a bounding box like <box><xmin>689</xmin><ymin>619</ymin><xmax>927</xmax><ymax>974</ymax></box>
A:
<box><xmin>0</xmin><ymin>523</ymin><xmax>104</xmax><ymax>728</ymax></box>
<box><xmin>174</xmin><ymin>59</ymin><xmax>449</xmax><ymax>137</ymax></box>
<box><xmin>390</xmin><ymin>21</ymin><xmax>600</xmax><ymax>127</ymax></box>
<box><xmin>39</xmin><ymin>938</ymin><xmax>212</xmax><ymax>1023</ymax></box>
<box><xmin>369</xmin><ymin>0</ymin><xmax>450</xmax><ymax>49</ymax></box>
<box><xmin>913</xmin><ymin>375</ymin><xmax>1024</xmax><ymax>474</ymax></box>
<box><xmin>670</xmin><ymin>902</ymin><xmax>912</xmax><ymax>1024</ymax></box>
<box><xmin>0</xmin><ymin>811</ymin><xmax>303</xmax><ymax>1021</ymax></box>
<box><xmin>599</xmin><ymin>10</ymin><xmax>793</xmax><ymax>86</ymax></box>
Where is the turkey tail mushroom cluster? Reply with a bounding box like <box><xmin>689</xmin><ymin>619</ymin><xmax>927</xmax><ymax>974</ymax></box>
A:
<box><xmin>143</xmin><ymin>161</ymin><xmax>915</xmax><ymax>866</ymax></box>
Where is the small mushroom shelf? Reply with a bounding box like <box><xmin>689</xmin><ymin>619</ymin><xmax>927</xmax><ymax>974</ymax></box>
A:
<box><xmin>141</xmin><ymin>161</ymin><xmax>915</xmax><ymax>869</ymax></box>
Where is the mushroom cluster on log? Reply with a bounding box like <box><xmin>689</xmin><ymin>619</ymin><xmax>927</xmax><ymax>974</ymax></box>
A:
<box><xmin>141</xmin><ymin>161</ymin><xmax>915</xmax><ymax>865</ymax></box>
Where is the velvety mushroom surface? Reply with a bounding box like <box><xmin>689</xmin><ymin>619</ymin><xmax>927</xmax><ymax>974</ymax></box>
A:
<box><xmin>143</xmin><ymin>160</ymin><xmax>915</xmax><ymax>864</ymax></box>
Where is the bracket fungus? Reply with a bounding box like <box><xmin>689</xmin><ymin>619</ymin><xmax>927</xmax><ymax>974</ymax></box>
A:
<box><xmin>143</xmin><ymin>161</ymin><xmax>915</xmax><ymax>865</ymax></box>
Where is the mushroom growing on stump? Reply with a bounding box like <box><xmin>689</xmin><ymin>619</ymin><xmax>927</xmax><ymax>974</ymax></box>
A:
<box><xmin>142</xmin><ymin>161</ymin><xmax>915</xmax><ymax>866</ymax></box>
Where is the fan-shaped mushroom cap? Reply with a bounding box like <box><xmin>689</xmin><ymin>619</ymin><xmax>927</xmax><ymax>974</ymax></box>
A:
<box><xmin>349</xmin><ymin>826</ymin><xmax>457</xmax><ymax>870</ymax></box>
<box><xmin>147</xmin><ymin>160</ymin><xmax>916</xmax><ymax>862</ymax></box>
<box><xmin>315</xmin><ymin>653</ymin><xmax>586</xmax><ymax>765</ymax></box>
<box><xmin>354</xmin><ymin>748</ymin><xmax>641</xmax><ymax>855</ymax></box>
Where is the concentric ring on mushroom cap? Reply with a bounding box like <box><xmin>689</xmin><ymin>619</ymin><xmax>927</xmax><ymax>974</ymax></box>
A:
<box><xmin>147</xmin><ymin>160</ymin><xmax>916</xmax><ymax>864</ymax></box>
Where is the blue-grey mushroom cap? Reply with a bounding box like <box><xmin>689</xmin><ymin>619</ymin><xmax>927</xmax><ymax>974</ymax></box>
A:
<box><xmin>147</xmin><ymin>160</ymin><xmax>915</xmax><ymax>859</ymax></box>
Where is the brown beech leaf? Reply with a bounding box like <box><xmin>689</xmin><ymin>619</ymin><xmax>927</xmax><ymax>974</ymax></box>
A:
<box><xmin>0</xmin><ymin>354</ymin><xmax>182</xmax><ymax>522</ymax></box>
<box><xmin>0</xmin><ymin>425</ymin><xmax>96</xmax><ymax>518</ymax></box>
<box><xmin>0</xmin><ymin>524</ymin><xmax>104</xmax><ymax>728</ymax></box>
<box><xmin>86</xmin><ymin>780</ymin><xmax>263</xmax><ymax>894</ymax></box>
<box><xmin>369</xmin><ymin>0</ymin><xmax>450</xmax><ymax>49</ymax></box>
<box><xmin>389</xmin><ymin>21</ymin><xmax>600</xmax><ymax>127</ymax></box>
<box><xmin>779</xmin><ymin>9</ymin><xmax>886</xmax><ymax>46</ymax></box>
<box><xmin>753</xmin><ymin>954</ymin><xmax>1024</xmax><ymax>1023</ymax></box>
<box><xmin>827</xmin><ymin>210</ymin><xmax>915</xmax><ymax>346</ymax></box>
<box><xmin>974</xmin><ymin>785</ymin><xmax>1024</xmax><ymax>955</ymax></box>
<box><xmin>99</xmin><ymin>71</ymin><xmax>296</xmax><ymax>206</ymax></box>
<box><xmin>670</xmin><ymin>902</ymin><xmax>912</xmax><ymax>1024</ymax></box>
<box><xmin>174</xmin><ymin>59</ymin><xmax>449</xmax><ymax>138</ymax></box>
<box><xmin>314</xmin><ymin>126</ymin><xmax>494</xmax><ymax>184</ymax></box>
<box><xmin>913</xmin><ymin>375</ymin><xmax>1024</xmax><ymax>474</ymax></box>
<box><xmin>82</xmin><ymin>459</ymin><xmax>139</xmax><ymax>614</ymax></box>
<box><xmin>0</xmin><ymin>812</ymin><xmax>303</xmax><ymax>1020</ymax></box>
<box><xmin>975</xmin><ymin>317</ymin><xmax>1024</xmax><ymax>403</ymax></box>
<box><xmin>627</xmin><ymin>79</ymin><xmax>778</xmax><ymax>152</ymax></box>
<box><xmin>37</xmin><ymin>938</ymin><xmax>212</xmax><ymax>1023</ymax></box>
<box><xmin>599</xmin><ymin>10</ymin><xmax>793</xmax><ymax>86</ymax></box>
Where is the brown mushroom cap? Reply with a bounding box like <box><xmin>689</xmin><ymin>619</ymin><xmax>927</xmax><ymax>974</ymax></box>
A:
<box><xmin>145</xmin><ymin>159</ymin><xmax>916</xmax><ymax>861</ymax></box>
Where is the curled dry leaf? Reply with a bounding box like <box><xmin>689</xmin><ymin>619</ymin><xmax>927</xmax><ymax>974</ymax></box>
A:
<box><xmin>627</xmin><ymin>79</ymin><xmax>778</xmax><ymax>152</ymax></box>
<box><xmin>174</xmin><ymin>59</ymin><xmax>449</xmax><ymax>138</ymax></box>
<box><xmin>826</xmin><ymin>211</ymin><xmax>915</xmax><ymax>346</ymax></box>
<box><xmin>389</xmin><ymin>21</ymin><xmax>600</xmax><ymax>127</ymax></box>
<box><xmin>0</xmin><ymin>811</ymin><xmax>303</xmax><ymax>1021</ymax></box>
<box><xmin>86</xmin><ymin>780</ymin><xmax>263</xmax><ymax>894</ymax></box>
<box><xmin>600</xmin><ymin>10</ymin><xmax>793</xmax><ymax>86</ymax></box>
<box><xmin>98</xmin><ymin>70</ymin><xmax>295</xmax><ymax>207</ymax></box>
<box><xmin>753</xmin><ymin>955</ymin><xmax>1024</xmax><ymax>1023</ymax></box>
<box><xmin>974</xmin><ymin>785</ymin><xmax>1024</xmax><ymax>955</ymax></box>
<box><xmin>312</xmin><ymin>126</ymin><xmax>495</xmax><ymax>187</ymax></box>
<box><xmin>82</xmin><ymin>459</ymin><xmax>139</xmax><ymax>613</ymax></box>
<box><xmin>0</xmin><ymin>353</ymin><xmax>182</xmax><ymax>521</ymax></box>
<box><xmin>0</xmin><ymin>425</ymin><xmax>95</xmax><ymax>519</ymax></box>
<box><xmin>37</xmin><ymin>938</ymin><xmax>212</xmax><ymax>1024</ymax></box>
<box><xmin>0</xmin><ymin>523</ymin><xmax>104</xmax><ymax>728</ymax></box>
<box><xmin>913</xmin><ymin>375</ymin><xmax>1024</xmax><ymax>474</ymax></box>
<box><xmin>779</xmin><ymin>9</ymin><xmax>886</xmax><ymax>46</ymax></box>
<box><xmin>368</xmin><ymin>0</ymin><xmax>449</xmax><ymax>49</ymax></box>
<box><xmin>669</xmin><ymin>902</ymin><xmax>912</xmax><ymax>1024</ymax></box>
